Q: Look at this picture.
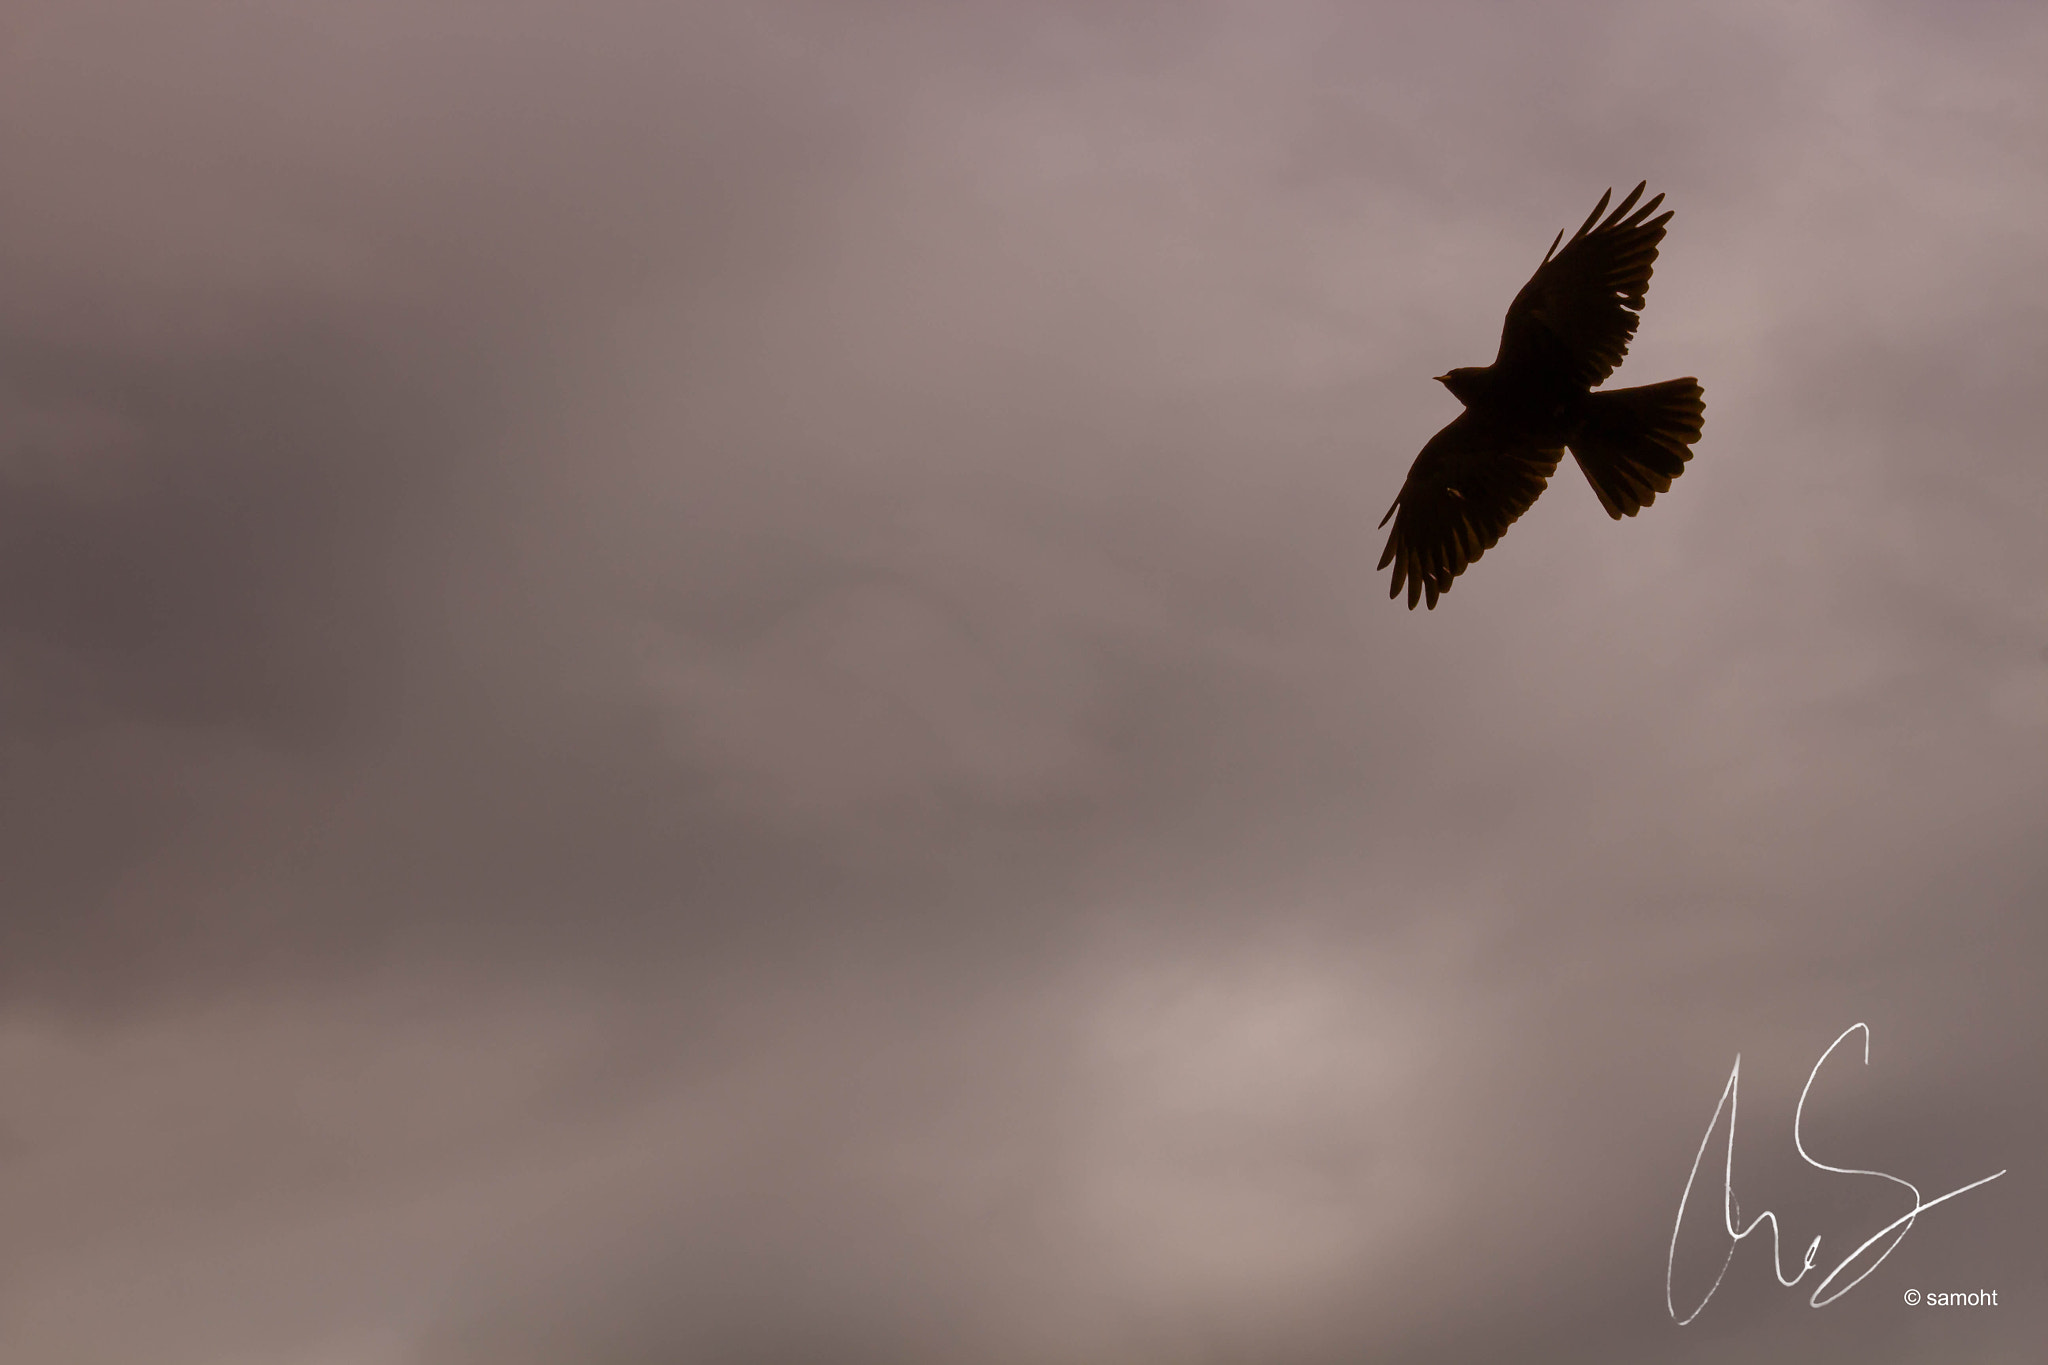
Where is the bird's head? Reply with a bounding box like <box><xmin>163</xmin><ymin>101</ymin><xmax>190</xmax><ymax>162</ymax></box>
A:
<box><xmin>1434</xmin><ymin>367</ymin><xmax>1490</xmax><ymax>406</ymax></box>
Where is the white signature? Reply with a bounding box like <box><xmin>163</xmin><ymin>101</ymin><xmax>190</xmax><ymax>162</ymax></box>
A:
<box><xmin>1666</xmin><ymin>1023</ymin><xmax>2006</xmax><ymax>1323</ymax></box>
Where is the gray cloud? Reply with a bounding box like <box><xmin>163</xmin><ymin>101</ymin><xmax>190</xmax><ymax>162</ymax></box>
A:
<box><xmin>0</xmin><ymin>1</ymin><xmax>2043</xmax><ymax>1362</ymax></box>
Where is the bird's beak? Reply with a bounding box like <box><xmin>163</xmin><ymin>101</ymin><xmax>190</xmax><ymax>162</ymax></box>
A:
<box><xmin>1432</xmin><ymin>373</ymin><xmax>1451</xmax><ymax>384</ymax></box>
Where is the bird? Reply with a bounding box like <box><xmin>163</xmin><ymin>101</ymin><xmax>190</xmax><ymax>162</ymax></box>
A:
<box><xmin>1377</xmin><ymin>181</ymin><xmax>1705</xmax><ymax>609</ymax></box>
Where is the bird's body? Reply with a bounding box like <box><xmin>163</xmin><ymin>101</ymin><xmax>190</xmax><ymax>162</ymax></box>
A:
<box><xmin>1378</xmin><ymin>182</ymin><xmax>1705</xmax><ymax>609</ymax></box>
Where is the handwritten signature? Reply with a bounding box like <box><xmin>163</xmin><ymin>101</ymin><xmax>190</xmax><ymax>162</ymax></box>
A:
<box><xmin>1666</xmin><ymin>1023</ymin><xmax>2006</xmax><ymax>1322</ymax></box>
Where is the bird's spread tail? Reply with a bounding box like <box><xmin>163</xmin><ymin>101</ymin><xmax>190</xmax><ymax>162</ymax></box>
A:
<box><xmin>1568</xmin><ymin>379</ymin><xmax>1704</xmax><ymax>519</ymax></box>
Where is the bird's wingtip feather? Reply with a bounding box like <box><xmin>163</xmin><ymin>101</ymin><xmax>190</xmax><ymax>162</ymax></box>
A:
<box><xmin>1572</xmin><ymin>188</ymin><xmax>1613</xmax><ymax>244</ymax></box>
<box><xmin>1604</xmin><ymin>181</ymin><xmax>1647</xmax><ymax>227</ymax></box>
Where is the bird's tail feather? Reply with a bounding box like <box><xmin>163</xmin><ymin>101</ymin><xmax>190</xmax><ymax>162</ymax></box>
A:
<box><xmin>1568</xmin><ymin>378</ymin><xmax>1704</xmax><ymax>519</ymax></box>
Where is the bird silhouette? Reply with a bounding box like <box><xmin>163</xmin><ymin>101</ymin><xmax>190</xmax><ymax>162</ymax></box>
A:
<box><xmin>1378</xmin><ymin>182</ymin><xmax>1705</xmax><ymax>609</ymax></box>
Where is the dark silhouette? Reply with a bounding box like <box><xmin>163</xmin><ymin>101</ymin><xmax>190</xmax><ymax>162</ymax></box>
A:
<box><xmin>1378</xmin><ymin>182</ymin><xmax>1705</xmax><ymax>609</ymax></box>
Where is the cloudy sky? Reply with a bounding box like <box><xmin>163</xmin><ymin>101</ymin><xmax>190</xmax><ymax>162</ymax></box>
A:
<box><xmin>2</xmin><ymin>2</ymin><xmax>2043</xmax><ymax>1361</ymax></box>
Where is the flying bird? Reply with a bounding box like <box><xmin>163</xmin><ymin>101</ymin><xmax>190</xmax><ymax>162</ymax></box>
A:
<box><xmin>1377</xmin><ymin>182</ymin><xmax>1705</xmax><ymax>609</ymax></box>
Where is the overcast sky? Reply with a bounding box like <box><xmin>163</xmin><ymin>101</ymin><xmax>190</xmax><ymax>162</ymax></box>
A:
<box><xmin>2</xmin><ymin>2</ymin><xmax>2043</xmax><ymax>1362</ymax></box>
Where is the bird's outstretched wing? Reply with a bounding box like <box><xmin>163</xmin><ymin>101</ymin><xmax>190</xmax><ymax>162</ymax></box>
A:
<box><xmin>1495</xmin><ymin>182</ymin><xmax>1672</xmax><ymax>389</ymax></box>
<box><xmin>1377</xmin><ymin>411</ymin><xmax>1562</xmax><ymax>610</ymax></box>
